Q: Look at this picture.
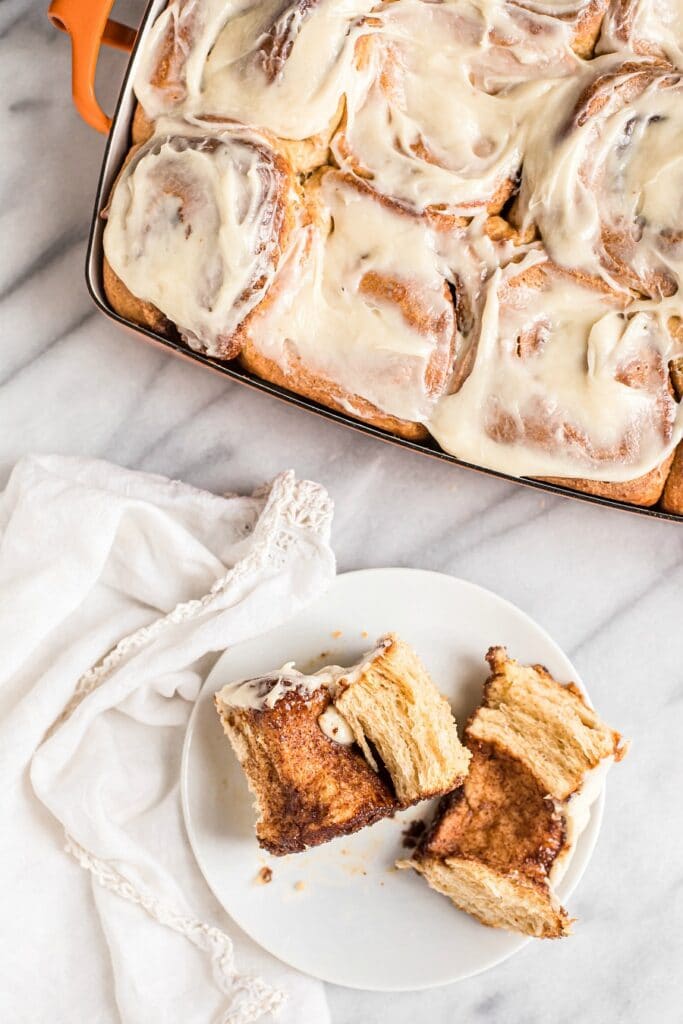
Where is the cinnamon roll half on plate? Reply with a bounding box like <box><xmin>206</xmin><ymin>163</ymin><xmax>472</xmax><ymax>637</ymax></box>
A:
<box><xmin>103</xmin><ymin>120</ymin><xmax>306</xmax><ymax>359</ymax></box>
<box><xmin>515</xmin><ymin>58</ymin><xmax>683</xmax><ymax>301</ymax></box>
<box><xmin>238</xmin><ymin>170</ymin><xmax>460</xmax><ymax>439</ymax></box>
<box><xmin>427</xmin><ymin>255</ymin><xmax>683</xmax><ymax>502</ymax></box>
<box><xmin>133</xmin><ymin>0</ymin><xmax>380</xmax><ymax>169</ymax></box>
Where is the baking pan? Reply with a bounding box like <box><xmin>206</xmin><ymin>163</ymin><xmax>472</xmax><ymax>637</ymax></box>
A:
<box><xmin>49</xmin><ymin>0</ymin><xmax>683</xmax><ymax>521</ymax></box>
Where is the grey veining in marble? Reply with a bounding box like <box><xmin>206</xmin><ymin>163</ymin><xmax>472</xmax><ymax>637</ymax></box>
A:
<box><xmin>1</xmin><ymin>3</ymin><xmax>682</xmax><ymax>1022</ymax></box>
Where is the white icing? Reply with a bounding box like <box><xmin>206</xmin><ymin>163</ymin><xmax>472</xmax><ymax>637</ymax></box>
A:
<box><xmin>134</xmin><ymin>0</ymin><xmax>381</xmax><ymax>140</ymax></box>
<box><xmin>244</xmin><ymin>171</ymin><xmax>459</xmax><ymax>423</ymax></box>
<box><xmin>317</xmin><ymin>705</ymin><xmax>356</xmax><ymax>745</ymax></box>
<box><xmin>599</xmin><ymin>0</ymin><xmax>683</xmax><ymax>67</ymax></box>
<box><xmin>104</xmin><ymin>120</ymin><xmax>298</xmax><ymax>354</ymax></box>
<box><xmin>428</xmin><ymin>254</ymin><xmax>683</xmax><ymax>481</ymax></box>
<box><xmin>550</xmin><ymin>756</ymin><xmax>613</xmax><ymax>885</ymax></box>
<box><xmin>333</xmin><ymin>0</ymin><xmax>576</xmax><ymax>215</ymax></box>
<box><xmin>516</xmin><ymin>59</ymin><xmax>683</xmax><ymax>298</ymax></box>
<box><xmin>215</xmin><ymin>635</ymin><xmax>391</xmax><ymax>711</ymax></box>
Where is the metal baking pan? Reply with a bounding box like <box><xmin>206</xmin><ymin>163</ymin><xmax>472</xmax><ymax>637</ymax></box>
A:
<box><xmin>49</xmin><ymin>0</ymin><xmax>683</xmax><ymax>521</ymax></box>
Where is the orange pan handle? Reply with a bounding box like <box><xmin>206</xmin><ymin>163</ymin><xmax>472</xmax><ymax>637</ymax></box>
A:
<box><xmin>48</xmin><ymin>0</ymin><xmax>138</xmax><ymax>134</ymax></box>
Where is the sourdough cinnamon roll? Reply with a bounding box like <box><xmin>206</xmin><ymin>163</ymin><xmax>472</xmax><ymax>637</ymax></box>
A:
<box><xmin>103</xmin><ymin>120</ymin><xmax>305</xmax><ymax>358</ymax></box>
<box><xmin>239</xmin><ymin>170</ymin><xmax>460</xmax><ymax>439</ymax></box>
<box><xmin>428</xmin><ymin>255</ymin><xmax>683</xmax><ymax>492</ymax></box>
<box><xmin>133</xmin><ymin>0</ymin><xmax>379</xmax><ymax>166</ymax></box>
<box><xmin>598</xmin><ymin>0</ymin><xmax>683</xmax><ymax>67</ymax></box>
<box><xmin>331</xmin><ymin>0</ymin><xmax>591</xmax><ymax>218</ymax></box>
<box><xmin>515</xmin><ymin>58</ymin><xmax>683</xmax><ymax>300</ymax></box>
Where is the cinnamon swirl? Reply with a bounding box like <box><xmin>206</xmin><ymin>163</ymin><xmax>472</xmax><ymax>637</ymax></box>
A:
<box><xmin>103</xmin><ymin>120</ymin><xmax>305</xmax><ymax>358</ymax></box>
<box><xmin>239</xmin><ymin>170</ymin><xmax>460</xmax><ymax>439</ymax></box>
<box><xmin>427</xmin><ymin>255</ymin><xmax>683</xmax><ymax>492</ymax></box>
<box><xmin>515</xmin><ymin>58</ymin><xmax>683</xmax><ymax>300</ymax></box>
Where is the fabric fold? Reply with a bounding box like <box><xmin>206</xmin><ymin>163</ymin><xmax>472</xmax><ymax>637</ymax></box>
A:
<box><xmin>0</xmin><ymin>455</ymin><xmax>335</xmax><ymax>1024</ymax></box>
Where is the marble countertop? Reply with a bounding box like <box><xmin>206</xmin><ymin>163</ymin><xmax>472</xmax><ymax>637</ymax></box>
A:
<box><xmin>2</xmin><ymin>3</ymin><xmax>682</xmax><ymax>1021</ymax></box>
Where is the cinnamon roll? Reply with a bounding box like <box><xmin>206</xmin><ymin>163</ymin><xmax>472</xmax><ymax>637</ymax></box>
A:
<box><xmin>598</xmin><ymin>0</ymin><xmax>683</xmax><ymax>67</ymax></box>
<box><xmin>103</xmin><ymin>120</ymin><xmax>305</xmax><ymax>358</ymax></box>
<box><xmin>331</xmin><ymin>0</ymin><xmax>601</xmax><ymax>218</ymax></box>
<box><xmin>133</xmin><ymin>0</ymin><xmax>379</xmax><ymax>168</ymax></box>
<box><xmin>239</xmin><ymin>170</ymin><xmax>460</xmax><ymax>439</ymax></box>
<box><xmin>427</xmin><ymin>255</ymin><xmax>683</xmax><ymax>495</ymax></box>
<box><xmin>515</xmin><ymin>58</ymin><xmax>683</xmax><ymax>300</ymax></box>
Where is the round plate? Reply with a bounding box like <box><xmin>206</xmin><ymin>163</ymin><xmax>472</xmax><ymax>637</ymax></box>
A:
<box><xmin>182</xmin><ymin>569</ymin><xmax>604</xmax><ymax>991</ymax></box>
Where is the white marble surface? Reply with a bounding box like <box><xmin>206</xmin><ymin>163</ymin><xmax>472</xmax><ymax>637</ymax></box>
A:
<box><xmin>2</xmin><ymin>3</ymin><xmax>682</xmax><ymax>1021</ymax></box>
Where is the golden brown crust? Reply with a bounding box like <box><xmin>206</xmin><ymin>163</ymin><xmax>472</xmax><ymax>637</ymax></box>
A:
<box><xmin>570</xmin><ymin>0</ymin><xmax>609</xmax><ymax>57</ymax></box>
<box><xmin>131</xmin><ymin>103</ymin><xmax>154</xmax><ymax>145</ymax></box>
<box><xmin>239</xmin><ymin>338</ymin><xmax>429</xmax><ymax>439</ymax></box>
<box><xmin>661</xmin><ymin>442</ymin><xmax>683</xmax><ymax>514</ymax></box>
<box><xmin>103</xmin><ymin>256</ymin><xmax>170</xmax><ymax>336</ymax></box>
<box><xmin>215</xmin><ymin>688</ymin><xmax>397</xmax><ymax>856</ymax></box>
<box><xmin>541</xmin><ymin>453</ymin><xmax>675</xmax><ymax>507</ymax></box>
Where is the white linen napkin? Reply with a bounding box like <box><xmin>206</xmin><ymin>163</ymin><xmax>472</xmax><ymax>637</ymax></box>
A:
<box><xmin>0</xmin><ymin>455</ymin><xmax>335</xmax><ymax>1024</ymax></box>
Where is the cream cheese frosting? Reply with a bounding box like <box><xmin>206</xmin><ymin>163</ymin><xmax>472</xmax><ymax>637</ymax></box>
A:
<box><xmin>103</xmin><ymin>119</ymin><xmax>299</xmax><ymax>353</ymax></box>
<box><xmin>516</xmin><ymin>58</ymin><xmax>683</xmax><ymax>298</ymax></box>
<box><xmin>215</xmin><ymin>637</ymin><xmax>391</xmax><ymax>748</ymax></box>
<box><xmin>332</xmin><ymin>0</ymin><xmax>577</xmax><ymax>215</ymax></box>
<box><xmin>244</xmin><ymin>170</ymin><xmax>459</xmax><ymax>423</ymax></box>
<box><xmin>428</xmin><ymin>253</ymin><xmax>683</xmax><ymax>480</ymax></box>
<box><xmin>599</xmin><ymin>0</ymin><xmax>683</xmax><ymax>67</ymax></box>
<box><xmin>549</xmin><ymin>756</ymin><xmax>613</xmax><ymax>885</ymax></box>
<box><xmin>134</xmin><ymin>0</ymin><xmax>381</xmax><ymax>140</ymax></box>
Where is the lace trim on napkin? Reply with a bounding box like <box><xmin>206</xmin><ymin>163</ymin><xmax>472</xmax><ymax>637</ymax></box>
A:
<box><xmin>48</xmin><ymin>471</ymin><xmax>333</xmax><ymax>1024</ymax></box>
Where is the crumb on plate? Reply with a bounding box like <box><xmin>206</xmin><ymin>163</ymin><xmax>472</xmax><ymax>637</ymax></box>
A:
<box><xmin>401</xmin><ymin>819</ymin><xmax>427</xmax><ymax>850</ymax></box>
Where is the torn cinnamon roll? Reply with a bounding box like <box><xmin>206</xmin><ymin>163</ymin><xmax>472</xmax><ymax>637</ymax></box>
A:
<box><xmin>103</xmin><ymin>120</ymin><xmax>306</xmax><ymax>358</ymax></box>
<box><xmin>239</xmin><ymin>170</ymin><xmax>460</xmax><ymax>439</ymax></box>
<box><xmin>515</xmin><ymin>58</ymin><xmax>683</xmax><ymax>300</ymax></box>
<box><xmin>133</xmin><ymin>0</ymin><xmax>380</xmax><ymax>168</ymax></box>
<box><xmin>427</xmin><ymin>255</ymin><xmax>683</xmax><ymax>498</ymax></box>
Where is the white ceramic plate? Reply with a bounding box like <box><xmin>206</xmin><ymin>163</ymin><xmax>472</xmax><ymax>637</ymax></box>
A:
<box><xmin>182</xmin><ymin>569</ymin><xmax>604</xmax><ymax>991</ymax></box>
